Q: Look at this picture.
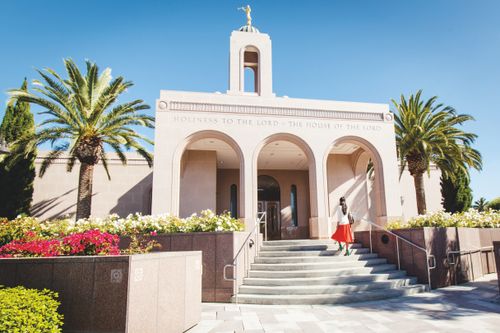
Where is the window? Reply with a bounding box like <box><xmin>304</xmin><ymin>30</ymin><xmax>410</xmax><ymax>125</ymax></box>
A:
<box><xmin>230</xmin><ymin>184</ymin><xmax>237</xmax><ymax>218</ymax></box>
<box><xmin>290</xmin><ymin>185</ymin><xmax>298</xmax><ymax>227</ymax></box>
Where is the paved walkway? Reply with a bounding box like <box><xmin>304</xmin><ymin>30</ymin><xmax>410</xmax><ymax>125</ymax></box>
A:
<box><xmin>187</xmin><ymin>274</ymin><xmax>500</xmax><ymax>333</ymax></box>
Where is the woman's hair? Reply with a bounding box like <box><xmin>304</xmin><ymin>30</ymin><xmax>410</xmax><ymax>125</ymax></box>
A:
<box><xmin>340</xmin><ymin>196</ymin><xmax>347</xmax><ymax>215</ymax></box>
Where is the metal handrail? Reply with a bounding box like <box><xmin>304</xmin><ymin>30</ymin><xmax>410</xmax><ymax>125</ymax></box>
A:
<box><xmin>223</xmin><ymin>212</ymin><xmax>266</xmax><ymax>301</ymax></box>
<box><xmin>447</xmin><ymin>245</ymin><xmax>494</xmax><ymax>283</ymax></box>
<box><xmin>257</xmin><ymin>211</ymin><xmax>267</xmax><ymax>241</ymax></box>
<box><xmin>357</xmin><ymin>217</ymin><xmax>436</xmax><ymax>291</ymax></box>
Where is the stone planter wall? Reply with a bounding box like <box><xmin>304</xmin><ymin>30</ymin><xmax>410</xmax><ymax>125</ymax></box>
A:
<box><xmin>0</xmin><ymin>252</ymin><xmax>202</xmax><ymax>333</ymax></box>
<box><xmin>493</xmin><ymin>241</ymin><xmax>500</xmax><ymax>292</ymax></box>
<box><xmin>355</xmin><ymin>227</ymin><xmax>500</xmax><ymax>289</ymax></box>
<box><xmin>120</xmin><ymin>231</ymin><xmax>255</xmax><ymax>302</ymax></box>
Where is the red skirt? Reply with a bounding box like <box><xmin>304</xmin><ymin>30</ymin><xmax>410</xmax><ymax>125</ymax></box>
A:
<box><xmin>331</xmin><ymin>224</ymin><xmax>354</xmax><ymax>243</ymax></box>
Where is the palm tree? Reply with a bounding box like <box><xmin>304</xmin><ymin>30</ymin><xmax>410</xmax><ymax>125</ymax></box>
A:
<box><xmin>473</xmin><ymin>197</ymin><xmax>489</xmax><ymax>212</ymax></box>
<box><xmin>392</xmin><ymin>90</ymin><xmax>481</xmax><ymax>215</ymax></box>
<box><xmin>9</xmin><ymin>59</ymin><xmax>154</xmax><ymax>219</ymax></box>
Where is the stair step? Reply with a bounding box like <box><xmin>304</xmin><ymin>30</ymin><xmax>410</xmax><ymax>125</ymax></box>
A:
<box><xmin>250</xmin><ymin>258</ymin><xmax>387</xmax><ymax>271</ymax></box>
<box><xmin>262</xmin><ymin>240</ymin><xmax>357</xmax><ymax>246</ymax></box>
<box><xmin>234</xmin><ymin>240</ymin><xmax>424</xmax><ymax>305</ymax></box>
<box><xmin>258</xmin><ymin>248</ymin><xmax>369</xmax><ymax>257</ymax></box>
<box><xmin>232</xmin><ymin>285</ymin><xmax>426</xmax><ymax>305</ymax></box>
<box><xmin>248</xmin><ymin>264</ymin><xmax>397</xmax><ymax>278</ymax></box>
<box><xmin>260</xmin><ymin>243</ymin><xmax>361</xmax><ymax>252</ymax></box>
<box><xmin>254</xmin><ymin>253</ymin><xmax>378</xmax><ymax>264</ymax></box>
<box><xmin>243</xmin><ymin>270</ymin><xmax>409</xmax><ymax>286</ymax></box>
<box><xmin>238</xmin><ymin>277</ymin><xmax>417</xmax><ymax>295</ymax></box>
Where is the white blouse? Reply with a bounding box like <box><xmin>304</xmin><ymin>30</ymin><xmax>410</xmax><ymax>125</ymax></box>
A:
<box><xmin>337</xmin><ymin>206</ymin><xmax>350</xmax><ymax>225</ymax></box>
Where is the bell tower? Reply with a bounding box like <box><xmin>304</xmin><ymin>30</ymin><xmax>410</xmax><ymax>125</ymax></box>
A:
<box><xmin>228</xmin><ymin>5</ymin><xmax>274</xmax><ymax>97</ymax></box>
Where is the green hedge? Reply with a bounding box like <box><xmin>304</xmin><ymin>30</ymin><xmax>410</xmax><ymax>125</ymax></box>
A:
<box><xmin>0</xmin><ymin>286</ymin><xmax>63</xmax><ymax>332</ymax></box>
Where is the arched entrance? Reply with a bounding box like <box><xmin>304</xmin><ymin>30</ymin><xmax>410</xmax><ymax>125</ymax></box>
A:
<box><xmin>254</xmin><ymin>133</ymin><xmax>317</xmax><ymax>240</ymax></box>
<box><xmin>258</xmin><ymin>175</ymin><xmax>281</xmax><ymax>240</ymax></box>
<box><xmin>324</xmin><ymin>136</ymin><xmax>386</xmax><ymax>229</ymax></box>
<box><xmin>174</xmin><ymin>131</ymin><xmax>244</xmax><ymax>218</ymax></box>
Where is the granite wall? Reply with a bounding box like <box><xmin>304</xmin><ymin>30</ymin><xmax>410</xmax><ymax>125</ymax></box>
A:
<box><xmin>120</xmin><ymin>231</ymin><xmax>254</xmax><ymax>302</ymax></box>
<box><xmin>0</xmin><ymin>252</ymin><xmax>202</xmax><ymax>333</ymax></box>
<box><xmin>355</xmin><ymin>227</ymin><xmax>500</xmax><ymax>289</ymax></box>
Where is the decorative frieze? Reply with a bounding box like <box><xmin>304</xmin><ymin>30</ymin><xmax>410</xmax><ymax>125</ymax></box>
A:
<box><xmin>164</xmin><ymin>101</ymin><xmax>386</xmax><ymax>122</ymax></box>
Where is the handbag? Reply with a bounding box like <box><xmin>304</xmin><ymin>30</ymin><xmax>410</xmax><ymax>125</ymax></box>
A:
<box><xmin>348</xmin><ymin>212</ymin><xmax>354</xmax><ymax>225</ymax></box>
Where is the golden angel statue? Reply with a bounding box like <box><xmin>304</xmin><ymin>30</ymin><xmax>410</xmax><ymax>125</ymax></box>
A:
<box><xmin>238</xmin><ymin>5</ymin><xmax>252</xmax><ymax>26</ymax></box>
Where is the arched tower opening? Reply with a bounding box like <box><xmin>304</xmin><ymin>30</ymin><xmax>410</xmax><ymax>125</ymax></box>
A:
<box><xmin>243</xmin><ymin>46</ymin><xmax>259</xmax><ymax>93</ymax></box>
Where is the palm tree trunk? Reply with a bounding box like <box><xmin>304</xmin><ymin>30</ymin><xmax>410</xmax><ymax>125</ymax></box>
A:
<box><xmin>76</xmin><ymin>162</ymin><xmax>94</xmax><ymax>219</ymax></box>
<box><xmin>413</xmin><ymin>172</ymin><xmax>427</xmax><ymax>215</ymax></box>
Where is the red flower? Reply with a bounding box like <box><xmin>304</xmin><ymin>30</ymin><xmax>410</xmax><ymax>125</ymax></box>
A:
<box><xmin>61</xmin><ymin>230</ymin><xmax>120</xmax><ymax>256</ymax></box>
<box><xmin>0</xmin><ymin>230</ymin><xmax>120</xmax><ymax>257</ymax></box>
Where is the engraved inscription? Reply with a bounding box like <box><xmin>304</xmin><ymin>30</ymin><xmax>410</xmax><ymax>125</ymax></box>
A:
<box><xmin>171</xmin><ymin>115</ymin><xmax>382</xmax><ymax>132</ymax></box>
<box><xmin>164</xmin><ymin>101</ymin><xmax>385</xmax><ymax>122</ymax></box>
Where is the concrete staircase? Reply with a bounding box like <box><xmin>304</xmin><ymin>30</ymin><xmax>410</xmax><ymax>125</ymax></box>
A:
<box><xmin>233</xmin><ymin>239</ymin><xmax>426</xmax><ymax>305</ymax></box>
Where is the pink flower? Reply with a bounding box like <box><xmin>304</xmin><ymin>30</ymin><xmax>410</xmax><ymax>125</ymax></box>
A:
<box><xmin>0</xmin><ymin>230</ymin><xmax>121</xmax><ymax>257</ymax></box>
<box><xmin>150</xmin><ymin>231</ymin><xmax>158</xmax><ymax>236</ymax></box>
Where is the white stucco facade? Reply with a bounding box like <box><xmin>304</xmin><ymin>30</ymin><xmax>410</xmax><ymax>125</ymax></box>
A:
<box><xmin>152</xmin><ymin>28</ymin><xmax>410</xmax><ymax>239</ymax></box>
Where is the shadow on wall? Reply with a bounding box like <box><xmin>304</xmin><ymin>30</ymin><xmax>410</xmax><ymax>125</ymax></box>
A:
<box><xmin>110</xmin><ymin>172</ymin><xmax>153</xmax><ymax>216</ymax></box>
<box><xmin>31</xmin><ymin>188</ymin><xmax>77</xmax><ymax>220</ymax></box>
<box><xmin>425</xmin><ymin>227</ymin><xmax>459</xmax><ymax>288</ymax></box>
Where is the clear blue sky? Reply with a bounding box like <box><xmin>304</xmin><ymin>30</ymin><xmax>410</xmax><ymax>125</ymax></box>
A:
<box><xmin>1</xmin><ymin>0</ymin><xmax>499</xmax><ymax>201</ymax></box>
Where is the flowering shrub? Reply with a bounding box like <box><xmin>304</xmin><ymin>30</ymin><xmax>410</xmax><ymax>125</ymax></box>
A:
<box><xmin>0</xmin><ymin>210</ymin><xmax>243</xmax><ymax>257</ymax></box>
<box><xmin>0</xmin><ymin>238</ymin><xmax>62</xmax><ymax>258</ymax></box>
<box><xmin>61</xmin><ymin>230</ymin><xmax>120</xmax><ymax>256</ymax></box>
<box><xmin>0</xmin><ymin>210</ymin><xmax>244</xmax><ymax>246</ymax></box>
<box><xmin>63</xmin><ymin>210</ymin><xmax>244</xmax><ymax>235</ymax></box>
<box><xmin>387</xmin><ymin>209</ymin><xmax>500</xmax><ymax>230</ymax></box>
<box><xmin>0</xmin><ymin>230</ymin><xmax>120</xmax><ymax>258</ymax></box>
<box><xmin>0</xmin><ymin>216</ymin><xmax>46</xmax><ymax>246</ymax></box>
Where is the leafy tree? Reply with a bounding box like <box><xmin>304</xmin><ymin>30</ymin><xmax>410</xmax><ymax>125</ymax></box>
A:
<box><xmin>392</xmin><ymin>90</ymin><xmax>482</xmax><ymax>215</ymax></box>
<box><xmin>487</xmin><ymin>197</ymin><xmax>500</xmax><ymax>211</ymax></box>
<box><xmin>473</xmin><ymin>197</ymin><xmax>489</xmax><ymax>212</ymax></box>
<box><xmin>8</xmin><ymin>59</ymin><xmax>154</xmax><ymax>219</ymax></box>
<box><xmin>0</xmin><ymin>79</ymin><xmax>36</xmax><ymax>219</ymax></box>
<box><xmin>440</xmin><ymin>167</ymin><xmax>472</xmax><ymax>213</ymax></box>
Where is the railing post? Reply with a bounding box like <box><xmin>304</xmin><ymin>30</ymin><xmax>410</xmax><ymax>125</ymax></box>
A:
<box><xmin>469</xmin><ymin>252</ymin><xmax>474</xmax><ymax>281</ymax></box>
<box><xmin>426</xmin><ymin>253</ymin><xmax>432</xmax><ymax>291</ymax></box>
<box><xmin>264</xmin><ymin>213</ymin><xmax>268</xmax><ymax>241</ymax></box>
<box><xmin>235</xmin><ymin>256</ymin><xmax>238</xmax><ymax>297</ymax></box>
<box><xmin>369</xmin><ymin>224</ymin><xmax>373</xmax><ymax>254</ymax></box>
<box><xmin>478</xmin><ymin>249</ymin><xmax>484</xmax><ymax>277</ymax></box>
<box><xmin>396</xmin><ymin>236</ymin><xmax>401</xmax><ymax>270</ymax></box>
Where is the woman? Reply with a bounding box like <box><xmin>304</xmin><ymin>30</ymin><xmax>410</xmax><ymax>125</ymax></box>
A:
<box><xmin>331</xmin><ymin>197</ymin><xmax>354</xmax><ymax>255</ymax></box>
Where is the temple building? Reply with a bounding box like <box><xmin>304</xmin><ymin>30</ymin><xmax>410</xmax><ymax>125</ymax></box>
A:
<box><xmin>31</xmin><ymin>10</ymin><xmax>442</xmax><ymax>239</ymax></box>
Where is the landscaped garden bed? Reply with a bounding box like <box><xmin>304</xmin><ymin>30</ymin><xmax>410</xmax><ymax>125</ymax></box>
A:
<box><xmin>355</xmin><ymin>209</ymin><xmax>500</xmax><ymax>289</ymax></box>
<box><xmin>0</xmin><ymin>210</ymin><xmax>247</xmax><ymax>332</ymax></box>
<box><xmin>0</xmin><ymin>209</ymin><xmax>249</xmax><ymax>332</ymax></box>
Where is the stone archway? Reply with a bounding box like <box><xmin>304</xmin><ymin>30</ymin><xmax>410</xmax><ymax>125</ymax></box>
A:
<box><xmin>253</xmin><ymin>133</ymin><xmax>317</xmax><ymax>239</ymax></box>
<box><xmin>324</xmin><ymin>136</ymin><xmax>387</xmax><ymax>227</ymax></box>
<box><xmin>172</xmin><ymin>130</ymin><xmax>245</xmax><ymax>218</ymax></box>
